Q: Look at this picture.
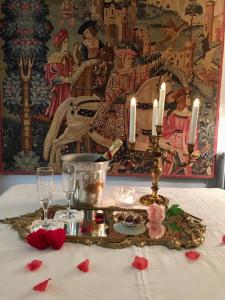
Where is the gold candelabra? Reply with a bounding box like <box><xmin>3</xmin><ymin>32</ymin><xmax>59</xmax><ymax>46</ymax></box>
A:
<box><xmin>124</xmin><ymin>142</ymin><xmax>136</xmax><ymax>169</ymax></box>
<box><xmin>138</xmin><ymin>125</ymin><xmax>195</xmax><ymax>207</ymax></box>
<box><xmin>128</xmin><ymin>142</ymin><xmax>135</xmax><ymax>160</ymax></box>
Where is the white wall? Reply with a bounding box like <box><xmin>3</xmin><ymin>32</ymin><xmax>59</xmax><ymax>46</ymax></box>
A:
<box><xmin>0</xmin><ymin>173</ymin><xmax>217</xmax><ymax>195</ymax></box>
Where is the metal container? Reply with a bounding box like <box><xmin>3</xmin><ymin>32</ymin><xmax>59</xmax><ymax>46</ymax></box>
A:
<box><xmin>61</xmin><ymin>153</ymin><xmax>109</xmax><ymax>207</ymax></box>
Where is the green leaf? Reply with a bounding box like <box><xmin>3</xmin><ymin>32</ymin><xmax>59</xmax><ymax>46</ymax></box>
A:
<box><xmin>170</xmin><ymin>205</ymin><xmax>183</xmax><ymax>216</ymax></box>
<box><xmin>168</xmin><ymin>223</ymin><xmax>182</xmax><ymax>232</ymax></box>
<box><xmin>166</xmin><ymin>204</ymin><xmax>183</xmax><ymax>217</ymax></box>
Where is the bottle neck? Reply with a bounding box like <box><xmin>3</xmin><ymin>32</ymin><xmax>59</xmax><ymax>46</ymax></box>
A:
<box><xmin>103</xmin><ymin>150</ymin><xmax>113</xmax><ymax>160</ymax></box>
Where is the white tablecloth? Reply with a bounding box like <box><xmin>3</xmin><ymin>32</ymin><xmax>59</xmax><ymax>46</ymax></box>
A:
<box><xmin>0</xmin><ymin>184</ymin><xmax>225</xmax><ymax>300</ymax></box>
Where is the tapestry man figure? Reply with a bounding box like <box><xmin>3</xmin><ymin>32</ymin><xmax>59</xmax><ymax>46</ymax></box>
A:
<box><xmin>45</xmin><ymin>29</ymin><xmax>74</xmax><ymax>118</ymax></box>
<box><xmin>90</xmin><ymin>46</ymin><xmax>166</xmax><ymax>147</ymax></box>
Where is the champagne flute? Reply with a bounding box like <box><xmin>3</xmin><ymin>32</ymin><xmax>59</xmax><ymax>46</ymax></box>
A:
<box><xmin>62</xmin><ymin>160</ymin><xmax>75</xmax><ymax>217</ymax></box>
<box><xmin>54</xmin><ymin>160</ymin><xmax>84</xmax><ymax>222</ymax></box>
<box><xmin>36</xmin><ymin>167</ymin><xmax>54</xmax><ymax>229</ymax></box>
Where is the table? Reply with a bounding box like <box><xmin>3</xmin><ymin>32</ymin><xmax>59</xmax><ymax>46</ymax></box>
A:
<box><xmin>0</xmin><ymin>184</ymin><xmax>225</xmax><ymax>300</ymax></box>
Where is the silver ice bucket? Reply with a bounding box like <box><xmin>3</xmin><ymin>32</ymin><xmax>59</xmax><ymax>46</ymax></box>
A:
<box><xmin>61</xmin><ymin>153</ymin><xmax>109</xmax><ymax>207</ymax></box>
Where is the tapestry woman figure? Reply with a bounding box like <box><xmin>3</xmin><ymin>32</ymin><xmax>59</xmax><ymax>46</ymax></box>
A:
<box><xmin>162</xmin><ymin>88</ymin><xmax>196</xmax><ymax>175</ymax></box>
<box><xmin>72</xmin><ymin>20</ymin><xmax>105</xmax><ymax>96</ymax></box>
<box><xmin>78</xmin><ymin>20</ymin><xmax>105</xmax><ymax>61</ymax></box>
<box><xmin>45</xmin><ymin>29</ymin><xmax>74</xmax><ymax>118</ymax></box>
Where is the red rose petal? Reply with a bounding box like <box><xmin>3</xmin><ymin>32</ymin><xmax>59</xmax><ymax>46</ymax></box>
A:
<box><xmin>33</xmin><ymin>278</ymin><xmax>51</xmax><ymax>292</ymax></box>
<box><xmin>26</xmin><ymin>259</ymin><xmax>42</xmax><ymax>271</ymax></box>
<box><xmin>222</xmin><ymin>235</ymin><xmax>225</xmax><ymax>244</ymax></box>
<box><xmin>132</xmin><ymin>256</ymin><xmax>148</xmax><ymax>270</ymax></box>
<box><xmin>77</xmin><ymin>259</ymin><xmax>89</xmax><ymax>272</ymax></box>
<box><xmin>185</xmin><ymin>251</ymin><xmax>200</xmax><ymax>260</ymax></box>
<box><xmin>45</xmin><ymin>229</ymin><xmax>66</xmax><ymax>250</ymax></box>
<box><xmin>26</xmin><ymin>229</ymin><xmax>48</xmax><ymax>250</ymax></box>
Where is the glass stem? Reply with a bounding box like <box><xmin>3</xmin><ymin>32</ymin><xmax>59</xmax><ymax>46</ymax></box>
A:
<box><xmin>43</xmin><ymin>208</ymin><xmax>48</xmax><ymax>225</ymax></box>
<box><xmin>67</xmin><ymin>193</ymin><xmax>72</xmax><ymax>213</ymax></box>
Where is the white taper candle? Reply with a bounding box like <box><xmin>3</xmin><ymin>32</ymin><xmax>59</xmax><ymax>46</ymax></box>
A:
<box><xmin>129</xmin><ymin>97</ymin><xmax>136</xmax><ymax>143</ymax></box>
<box><xmin>188</xmin><ymin>98</ymin><xmax>200</xmax><ymax>145</ymax></box>
<box><xmin>157</xmin><ymin>82</ymin><xmax>166</xmax><ymax>126</ymax></box>
<box><xmin>152</xmin><ymin>99</ymin><xmax>158</xmax><ymax>136</ymax></box>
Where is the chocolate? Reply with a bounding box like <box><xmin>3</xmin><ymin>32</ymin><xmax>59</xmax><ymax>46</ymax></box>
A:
<box><xmin>133</xmin><ymin>216</ymin><xmax>141</xmax><ymax>224</ymax></box>
<box><xmin>125</xmin><ymin>215</ymin><xmax>134</xmax><ymax>223</ymax></box>
<box><xmin>118</xmin><ymin>213</ymin><xmax>125</xmax><ymax>221</ymax></box>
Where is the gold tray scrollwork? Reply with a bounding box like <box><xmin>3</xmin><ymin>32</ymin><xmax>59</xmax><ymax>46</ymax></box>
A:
<box><xmin>0</xmin><ymin>205</ymin><xmax>206</xmax><ymax>250</ymax></box>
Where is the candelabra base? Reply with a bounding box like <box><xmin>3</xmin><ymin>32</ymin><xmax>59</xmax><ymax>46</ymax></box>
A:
<box><xmin>139</xmin><ymin>194</ymin><xmax>169</xmax><ymax>207</ymax></box>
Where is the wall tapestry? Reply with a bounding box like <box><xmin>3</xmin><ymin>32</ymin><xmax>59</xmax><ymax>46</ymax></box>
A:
<box><xmin>0</xmin><ymin>0</ymin><xmax>224</xmax><ymax>177</ymax></box>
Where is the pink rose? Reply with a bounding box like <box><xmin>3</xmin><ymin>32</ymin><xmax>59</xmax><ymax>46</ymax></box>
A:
<box><xmin>147</xmin><ymin>222</ymin><xmax>165</xmax><ymax>240</ymax></box>
<box><xmin>147</xmin><ymin>203</ymin><xmax>165</xmax><ymax>223</ymax></box>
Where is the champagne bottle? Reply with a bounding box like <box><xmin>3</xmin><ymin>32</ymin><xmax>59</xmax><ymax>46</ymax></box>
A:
<box><xmin>95</xmin><ymin>139</ymin><xmax>123</xmax><ymax>162</ymax></box>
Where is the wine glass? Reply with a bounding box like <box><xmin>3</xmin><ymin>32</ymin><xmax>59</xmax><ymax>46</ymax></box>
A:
<box><xmin>36</xmin><ymin>166</ymin><xmax>54</xmax><ymax>229</ymax></box>
<box><xmin>54</xmin><ymin>160</ymin><xmax>84</xmax><ymax>222</ymax></box>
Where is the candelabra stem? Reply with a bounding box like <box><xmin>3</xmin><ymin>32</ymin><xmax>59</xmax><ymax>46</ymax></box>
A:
<box><xmin>139</xmin><ymin>125</ymin><xmax>169</xmax><ymax>207</ymax></box>
<box><xmin>126</xmin><ymin>142</ymin><xmax>136</xmax><ymax>169</ymax></box>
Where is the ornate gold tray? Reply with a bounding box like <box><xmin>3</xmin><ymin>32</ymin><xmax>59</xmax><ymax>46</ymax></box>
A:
<box><xmin>0</xmin><ymin>204</ymin><xmax>206</xmax><ymax>250</ymax></box>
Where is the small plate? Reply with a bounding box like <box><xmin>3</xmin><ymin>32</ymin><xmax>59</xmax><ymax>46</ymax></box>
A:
<box><xmin>54</xmin><ymin>209</ymin><xmax>84</xmax><ymax>223</ymax></box>
<box><xmin>121</xmin><ymin>221</ymin><xmax>142</xmax><ymax>227</ymax></box>
<box><xmin>113</xmin><ymin>223</ymin><xmax>146</xmax><ymax>236</ymax></box>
